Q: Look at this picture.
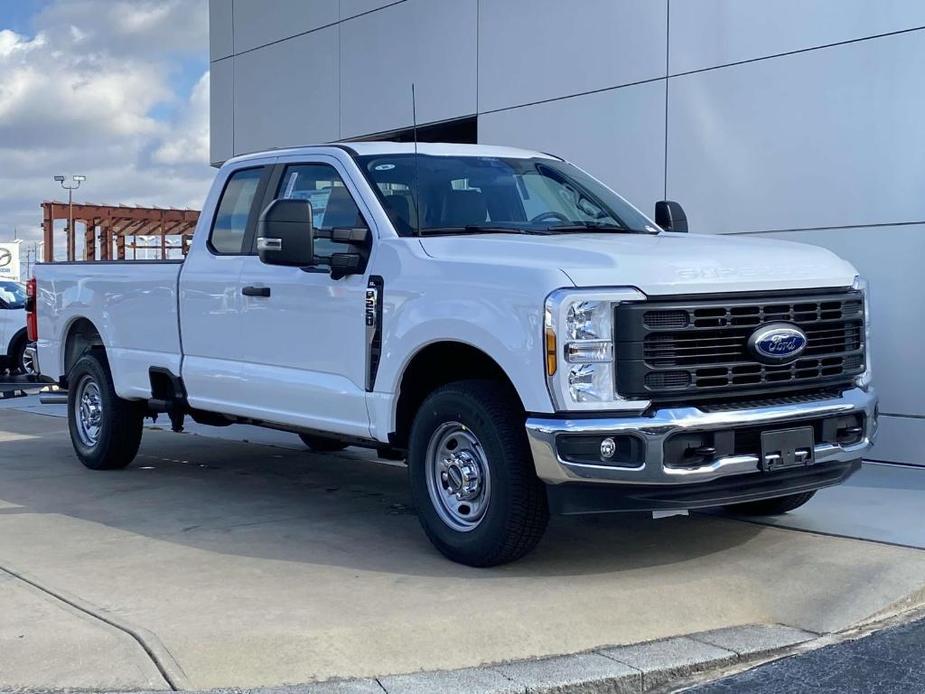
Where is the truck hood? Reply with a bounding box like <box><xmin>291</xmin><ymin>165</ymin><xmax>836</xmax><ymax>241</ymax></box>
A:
<box><xmin>419</xmin><ymin>231</ymin><xmax>857</xmax><ymax>295</ymax></box>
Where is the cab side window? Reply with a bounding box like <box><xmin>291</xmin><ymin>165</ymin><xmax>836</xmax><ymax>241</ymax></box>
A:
<box><xmin>210</xmin><ymin>167</ymin><xmax>265</xmax><ymax>255</ymax></box>
<box><xmin>277</xmin><ymin>164</ymin><xmax>365</xmax><ymax>260</ymax></box>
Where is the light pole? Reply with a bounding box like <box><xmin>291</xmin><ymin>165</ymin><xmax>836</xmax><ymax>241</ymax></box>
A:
<box><xmin>54</xmin><ymin>175</ymin><xmax>86</xmax><ymax>261</ymax></box>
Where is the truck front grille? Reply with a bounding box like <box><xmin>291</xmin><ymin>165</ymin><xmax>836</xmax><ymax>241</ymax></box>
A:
<box><xmin>614</xmin><ymin>290</ymin><xmax>866</xmax><ymax>401</ymax></box>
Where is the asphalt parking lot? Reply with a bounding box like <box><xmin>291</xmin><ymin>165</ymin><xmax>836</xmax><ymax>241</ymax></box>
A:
<box><xmin>1</xmin><ymin>390</ymin><xmax>924</xmax><ymax>691</ymax></box>
<box><xmin>686</xmin><ymin>615</ymin><xmax>925</xmax><ymax>693</ymax></box>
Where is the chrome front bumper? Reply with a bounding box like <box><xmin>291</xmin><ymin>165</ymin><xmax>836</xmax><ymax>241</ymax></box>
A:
<box><xmin>526</xmin><ymin>387</ymin><xmax>878</xmax><ymax>486</ymax></box>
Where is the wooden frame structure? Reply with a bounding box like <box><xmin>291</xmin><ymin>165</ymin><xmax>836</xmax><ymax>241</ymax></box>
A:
<box><xmin>41</xmin><ymin>201</ymin><xmax>200</xmax><ymax>262</ymax></box>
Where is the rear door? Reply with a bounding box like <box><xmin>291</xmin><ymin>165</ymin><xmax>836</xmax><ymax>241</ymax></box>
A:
<box><xmin>180</xmin><ymin>163</ymin><xmax>272</xmax><ymax>413</ymax></box>
<box><xmin>232</xmin><ymin>154</ymin><xmax>375</xmax><ymax>437</ymax></box>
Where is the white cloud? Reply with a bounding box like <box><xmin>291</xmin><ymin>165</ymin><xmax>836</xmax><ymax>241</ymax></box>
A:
<box><xmin>35</xmin><ymin>0</ymin><xmax>209</xmax><ymax>57</ymax></box>
<box><xmin>0</xmin><ymin>1</ymin><xmax>213</xmax><ymax>247</ymax></box>
<box><xmin>0</xmin><ymin>30</ymin><xmax>168</xmax><ymax>147</ymax></box>
<box><xmin>0</xmin><ymin>27</ymin><xmax>45</xmax><ymax>57</ymax></box>
<box><xmin>153</xmin><ymin>71</ymin><xmax>210</xmax><ymax>167</ymax></box>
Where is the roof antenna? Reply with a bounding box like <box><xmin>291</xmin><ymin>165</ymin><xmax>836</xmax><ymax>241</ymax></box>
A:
<box><xmin>411</xmin><ymin>83</ymin><xmax>422</xmax><ymax>237</ymax></box>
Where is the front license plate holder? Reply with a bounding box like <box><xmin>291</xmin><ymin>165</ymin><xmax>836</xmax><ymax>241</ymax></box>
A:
<box><xmin>760</xmin><ymin>427</ymin><xmax>815</xmax><ymax>472</ymax></box>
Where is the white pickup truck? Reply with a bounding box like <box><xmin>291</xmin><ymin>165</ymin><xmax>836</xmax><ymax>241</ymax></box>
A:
<box><xmin>29</xmin><ymin>143</ymin><xmax>877</xmax><ymax>566</ymax></box>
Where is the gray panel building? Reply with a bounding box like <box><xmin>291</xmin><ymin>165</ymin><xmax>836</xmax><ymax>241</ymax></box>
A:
<box><xmin>209</xmin><ymin>0</ymin><xmax>924</xmax><ymax>465</ymax></box>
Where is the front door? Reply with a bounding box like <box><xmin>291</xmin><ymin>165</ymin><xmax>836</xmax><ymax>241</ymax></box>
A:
<box><xmin>233</xmin><ymin>155</ymin><xmax>374</xmax><ymax>438</ymax></box>
<box><xmin>180</xmin><ymin>163</ymin><xmax>272</xmax><ymax>413</ymax></box>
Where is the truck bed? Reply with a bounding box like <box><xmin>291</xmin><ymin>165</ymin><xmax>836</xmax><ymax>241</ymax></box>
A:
<box><xmin>34</xmin><ymin>260</ymin><xmax>184</xmax><ymax>400</ymax></box>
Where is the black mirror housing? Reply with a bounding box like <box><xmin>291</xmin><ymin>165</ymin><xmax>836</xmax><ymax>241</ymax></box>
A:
<box><xmin>331</xmin><ymin>226</ymin><xmax>371</xmax><ymax>244</ymax></box>
<box><xmin>655</xmin><ymin>200</ymin><xmax>688</xmax><ymax>233</ymax></box>
<box><xmin>329</xmin><ymin>252</ymin><xmax>363</xmax><ymax>280</ymax></box>
<box><xmin>257</xmin><ymin>198</ymin><xmax>315</xmax><ymax>266</ymax></box>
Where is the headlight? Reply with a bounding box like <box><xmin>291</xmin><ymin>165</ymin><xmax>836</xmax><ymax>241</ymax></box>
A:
<box><xmin>852</xmin><ymin>275</ymin><xmax>872</xmax><ymax>389</ymax></box>
<box><xmin>544</xmin><ymin>288</ymin><xmax>647</xmax><ymax>411</ymax></box>
<box><xmin>566</xmin><ymin>301</ymin><xmax>609</xmax><ymax>340</ymax></box>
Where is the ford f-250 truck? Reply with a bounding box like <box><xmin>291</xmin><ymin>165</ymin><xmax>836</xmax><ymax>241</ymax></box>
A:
<box><xmin>28</xmin><ymin>143</ymin><xmax>877</xmax><ymax>566</ymax></box>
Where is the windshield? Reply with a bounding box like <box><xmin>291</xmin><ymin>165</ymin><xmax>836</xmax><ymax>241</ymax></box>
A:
<box><xmin>0</xmin><ymin>281</ymin><xmax>25</xmax><ymax>308</ymax></box>
<box><xmin>355</xmin><ymin>154</ymin><xmax>659</xmax><ymax>236</ymax></box>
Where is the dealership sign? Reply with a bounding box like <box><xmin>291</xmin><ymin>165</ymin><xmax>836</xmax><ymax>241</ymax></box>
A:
<box><xmin>0</xmin><ymin>242</ymin><xmax>22</xmax><ymax>282</ymax></box>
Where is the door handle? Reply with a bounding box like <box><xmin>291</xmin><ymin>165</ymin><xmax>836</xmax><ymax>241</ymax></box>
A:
<box><xmin>242</xmin><ymin>286</ymin><xmax>271</xmax><ymax>298</ymax></box>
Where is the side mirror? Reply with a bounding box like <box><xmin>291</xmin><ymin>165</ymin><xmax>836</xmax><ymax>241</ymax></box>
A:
<box><xmin>257</xmin><ymin>198</ymin><xmax>315</xmax><ymax>266</ymax></box>
<box><xmin>655</xmin><ymin>200</ymin><xmax>688</xmax><ymax>233</ymax></box>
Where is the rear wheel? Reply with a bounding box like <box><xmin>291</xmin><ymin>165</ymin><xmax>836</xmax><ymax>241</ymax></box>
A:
<box><xmin>408</xmin><ymin>380</ymin><xmax>548</xmax><ymax>567</ymax></box>
<box><xmin>298</xmin><ymin>433</ymin><xmax>349</xmax><ymax>452</ymax></box>
<box><xmin>67</xmin><ymin>351</ymin><xmax>144</xmax><ymax>470</ymax></box>
<box><xmin>724</xmin><ymin>491</ymin><xmax>816</xmax><ymax>516</ymax></box>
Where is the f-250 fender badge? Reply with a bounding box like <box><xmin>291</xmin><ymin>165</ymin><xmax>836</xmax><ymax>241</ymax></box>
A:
<box><xmin>748</xmin><ymin>323</ymin><xmax>807</xmax><ymax>363</ymax></box>
<box><xmin>365</xmin><ymin>276</ymin><xmax>384</xmax><ymax>391</ymax></box>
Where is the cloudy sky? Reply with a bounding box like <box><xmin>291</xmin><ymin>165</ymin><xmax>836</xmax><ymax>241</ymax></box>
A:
<box><xmin>0</xmin><ymin>0</ymin><xmax>212</xmax><ymax>248</ymax></box>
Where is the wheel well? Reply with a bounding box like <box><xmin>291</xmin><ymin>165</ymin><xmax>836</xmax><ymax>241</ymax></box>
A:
<box><xmin>392</xmin><ymin>342</ymin><xmax>522</xmax><ymax>448</ymax></box>
<box><xmin>63</xmin><ymin>318</ymin><xmax>104</xmax><ymax>379</ymax></box>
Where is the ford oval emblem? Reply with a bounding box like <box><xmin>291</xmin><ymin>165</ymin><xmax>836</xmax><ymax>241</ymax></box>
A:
<box><xmin>748</xmin><ymin>323</ymin><xmax>807</xmax><ymax>363</ymax></box>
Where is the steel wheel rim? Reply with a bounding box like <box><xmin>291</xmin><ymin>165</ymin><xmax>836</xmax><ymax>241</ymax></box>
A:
<box><xmin>74</xmin><ymin>374</ymin><xmax>103</xmax><ymax>447</ymax></box>
<box><xmin>425</xmin><ymin>421</ymin><xmax>491</xmax><ymax>532</ymax></box>
<box><xmin>20</xmin><ymin>348</ymin><xmax>35</xmax><ymax>375</ymax></box>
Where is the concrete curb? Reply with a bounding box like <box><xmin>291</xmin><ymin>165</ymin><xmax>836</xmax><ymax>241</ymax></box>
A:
<box><xmin>252</xmin><ymin>605</ymin><xmax>925</xmax><ymax>694</ymax></box>
<box><xmin>225</xmin><ymin>624</ymin><xmax>816</xmax><ymax>694</ymax></box>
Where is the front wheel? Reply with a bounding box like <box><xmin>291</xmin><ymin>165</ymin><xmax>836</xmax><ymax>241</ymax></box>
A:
<box><xmin>67</xmin><ymin>351</ymin><xmax>144</xmax><ymax>470</ymax></box>
<box><xmin>724</xmin><ymin>491</ymin><xmax>816</xmax><ymax>516</ymax></box>
<box><xmin>408</xmin><ymin>380</ymin><xmax>549</xmax><ymax>567</ymax></box>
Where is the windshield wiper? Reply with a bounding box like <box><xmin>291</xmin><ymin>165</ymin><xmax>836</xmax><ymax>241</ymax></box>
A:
<box><xmin>418</xmin><ymin>224</ymin><xmax>549</xmax><ymax>236</ymax></box>
<box><xmin>547</xmin><ymin>221</ymin><xmax>653</xmax><ymax>233</ymax></box>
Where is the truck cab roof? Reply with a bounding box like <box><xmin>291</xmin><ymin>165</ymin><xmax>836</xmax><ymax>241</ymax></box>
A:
<box><xmin>224</xmin><ymin>142</ymin><xmax>560</xmax><ymax>167</ymax></box>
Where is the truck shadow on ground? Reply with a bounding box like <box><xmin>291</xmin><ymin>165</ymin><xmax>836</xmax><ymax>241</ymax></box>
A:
<box><xmin>0</xmin><ymin>421</ymin><xmax>768</xmax><ymax>579</ymax></box>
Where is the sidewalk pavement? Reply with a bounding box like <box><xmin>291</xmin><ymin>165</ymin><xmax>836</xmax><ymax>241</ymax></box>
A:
<box><xmin>1</xmin><ymin>407</ymin><xmax>924</xmax><ymax>690</ymax></box>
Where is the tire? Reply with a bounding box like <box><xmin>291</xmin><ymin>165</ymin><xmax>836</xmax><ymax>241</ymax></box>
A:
<box><xmin>298</xmin><ymin>433</ymin><xmax>349</xmax><ymax>452</ymax></box>
<box><xmin>724</xmin><ymin>491</ymin><xmax>816</xmax><ymax>516</ymax></box>
<box><xmin>67</xmin><ymin>351</ymin><xmax>144</xmax><ymax>470</ymax></box>
<box><xmin>408</xmin><ymin>380</ymin><xmax>549</xmax><ymax>567</ymax></box>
